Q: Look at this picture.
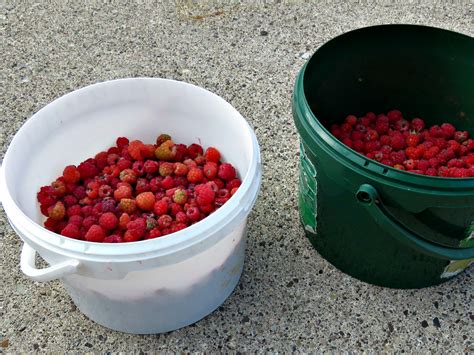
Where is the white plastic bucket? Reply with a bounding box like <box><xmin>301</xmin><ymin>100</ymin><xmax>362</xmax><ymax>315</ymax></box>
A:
<box><xmin>0</xmin><ymin>78</ymin><xmax>261</xmax><ymax>334</ymax></box>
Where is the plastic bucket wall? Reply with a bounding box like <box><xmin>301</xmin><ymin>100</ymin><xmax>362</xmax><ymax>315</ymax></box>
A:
<box><xmin>0</xmin><ymin>78</ymin><xmax>261</xmax><ymax>333</ymax></box>
<box><xmin>293</xmin><ymin>25</ymin><xmax>474</xmax><ymax>289</ymax></box>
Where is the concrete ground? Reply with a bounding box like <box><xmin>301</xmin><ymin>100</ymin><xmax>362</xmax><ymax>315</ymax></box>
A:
<box><xmin>1</xmin><ymin>1</ymin><xmax>473</xmax><ymax>352</ymax></box>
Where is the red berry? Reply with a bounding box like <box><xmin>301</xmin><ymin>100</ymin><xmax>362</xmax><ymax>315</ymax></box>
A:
<box><xmin>342</xmin><ymin>137</ymin><xmax>353</xmax><ymax>148</ymax></box>
<box><xmin>158</xmin><ymin>215</ymin><xmax>173</xmax><ymax>229</ymax></box>
<box><xmin>136</xmin><ymin>192</ymin><xmax>156</xmax><ymax>211</ymax></box>
<box><xmin>405</xmin><ymin>134</ymin><xmax>420</xmax><ymax>147</ymax></box>
<box><xmin>119</xmin><ymin>198</ymin><xmax>137</xmax><ymax>214</ymax></box>
<box><xmin>218</xmin><ymin>163</ymin><xmax>236</xmax><ymax>181</ymax></box>
<box><xmin>375</xmin><ymin>116</ymin><xmax>389</xmax><ymax>135</ymax></box>
<box><xmin>411</xmin><ymin>118</ymin><xmax>425</xmax><ymax>132</ymax></box>
<box><xmin>196</xmin><ymin>185</ymin><xmax>215</xmax><ymax>206</ymax></box>
<box><xmin>154</xmin><ymin>200</ymin><xmax>169</xmax><ymax>216</ymax></box>
<box><xmin>147</xmin><ymin>229</ymin><xmax>162</xmax><ymax>239</ymax></box>
<box><xmin>103</xmin><ymin>235</ymin><xmax>124</xmax><ymax>243</ymax></box>
<box><xmin>204</xmin><ymin>147</ymin><xmax>221</xmax><ymax>163</ymax></box>
<box><xmin>116</xmin><ymin>137</ymin><xmax>129</xmax><ymax>148</ymax></box>
<box><xmin>403</xmin><ymin>159</ymin><xmax>416</xmax><ymax>170</ymax></box>
<box><xmin>390</xmin><ymin>133</ymin><xmax>405</xmax><ymax>151</ymax></box>
<box><xmin>161</xmin><ymin>176</ymin><xmax>176</xmax><ymax>190</ymax></box>
<box><xmin>454</xmin><ymin>130</ymin><xmax>469</xmax><ymax>143</ymax></box>
<box><xmin>85</xmin><ymin>225</ymin><xmax>106</xmax><ymax>242</ymax></box>
<box><xmin>394</xmin><ymin>119</ymin><xmax>410</xmax><ymax>132</ymax></box>
<box><xmin>345</xmin><ymin>115</ymin><xmax>357</xmax><ymax>126</ymax></box>
<box><xmin>60</xmin><ymin>224</ymin><xmax>82</xmax><ymax>239</ymax></box>
<box><xmin>114</xmin><ymin>185</ymin><xmax>132</xmax><ymax>201</ymax></box>
<box><xmin>63</xmin><ymin>165</ymin><xmax>81</xmax><ymax>184</ymax></box>
<box><xmin>440</xmin><ymin>123</ymin><xmax>456</xmax><ymax>139</ymax></box>
<box><xmin>188</xmin><ymin>167</ymin><xmax>204</xmax><ymax>183</ymax></box>
<box><xmin>187</xmin><ymin>143</ymin><xmax>203</xmax><ymax>159</ymax></box>
<box><xmin>99</xmin><ymin>212</ymin><xmax>119</xmax><ymax>230</ymax></box>
<box><xmin>68</xmin><ymin>215</ymin><xmax>83</xmax><ymax>227</ymax></box>
<box><xmin>48</xmin><ymin>201</ymin><xmax>66</xmax><ymax>220</ymax></box>
<box><xmin>387</xmin><ymin>110</ymin><xmax>402</xmax><ymax>123</ymax></box>
<box><xmin>174</xmin><ymin>162</ymin><xmax>189</xmax><ymax>176</ymax></box>
<box><xmin>186</xmin><ymin>207</ymin><xmax>201</xmax><ymax>222</ymax></box>
<box><xmin>77</xmin><ymin>160</ymin><xmax>99</xmax><ymax>180</ymax></box>
<box><xmin>119</xmin><ymin>169</ymin><xmax>138</xmax><ymax>184</ymax></box>
<box><xmin>425</xmin><ymin>168</ymin><xmax>438</xmax><ymax>176</ymax></box>
<box><xmin>429</xmin><ymin>125</ymin><xmax>444</xmax><ymax>138</ymax></box>
<box><xmin>117</xmin><ymin>158</ymin><xmax>132</xmax><ymax>171</ymax></box>
<box><xmin>173</xmin><ymin>189</ymin><xmax>188</xmax><ymax>205</ymax></box>
<box><xmin>67</xmin><ymin>204</ymin><xmax>82</xmax><ymax>217</ymax></box>
<box><xmin>203</xmin><ymin>162</ymin><xmax>218</xmax><ymax>179</ymax></box>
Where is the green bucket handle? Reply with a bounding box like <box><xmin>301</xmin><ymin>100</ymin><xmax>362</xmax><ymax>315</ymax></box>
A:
<box><xmin>356</xmin><ymin>184</ymin><xmax>474</xmax><ymax>260</ymax></box>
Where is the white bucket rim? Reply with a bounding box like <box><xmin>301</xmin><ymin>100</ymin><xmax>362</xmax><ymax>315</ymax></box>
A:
<box><xmin>1</xmin><ymin>78</ymin><xmax>261</xmax><ymax>262</ymax></box>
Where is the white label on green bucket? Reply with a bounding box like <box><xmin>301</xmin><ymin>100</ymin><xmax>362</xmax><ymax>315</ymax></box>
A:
<box><xmin>299</xmin><ymin>143</ymin><xmax>317</xmax><ymax>233</ymax></box>
<box><xmin>440</xmin><ymin>222</ymin><xmax>474</xmax><ymax>279</ymax></box>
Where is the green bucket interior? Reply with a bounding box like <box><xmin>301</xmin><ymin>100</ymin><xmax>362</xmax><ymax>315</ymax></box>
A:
<box><xmin>294</xmin><ymin>25</ymin><xmax>474</xmax><ymax>288</ymax></box>
<box><xmin>304</xmin><ymin>24</ymin><xmax>474</xmax><ymax>130</ymax></box>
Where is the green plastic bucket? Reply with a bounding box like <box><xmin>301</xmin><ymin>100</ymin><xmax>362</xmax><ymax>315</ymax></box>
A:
<box><xmin>293</xmin><ymin>25</ymin><xmax>474</xmax><ymax>289</ymax></box>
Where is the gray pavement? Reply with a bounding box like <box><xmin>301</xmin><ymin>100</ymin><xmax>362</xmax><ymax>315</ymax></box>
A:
<box><xmin>1</xmin><ymin>1</ymin><xmax>473</xmax><ymax>352</ymax></box>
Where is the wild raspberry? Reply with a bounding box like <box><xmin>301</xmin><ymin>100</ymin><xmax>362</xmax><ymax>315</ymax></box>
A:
<box><xmin>387</xmin><ymin>110</ymin><xmax>402</xmax><ymax>123</ymax></box>
<box><xmin>117</xmin><ymin>158</ymin><xmax>132</xmax><ymax>171</ymax></box>
<box><xmin>428</xmin><ymin>157</ymin><xmax>440</xmax><ymax>168</ymax></box>
<box><xmin>99</xmin><ymin>212</ymin><xmax>119</xmax><ymax>230</ymax></box>
<box><xmin>440</xmin><ymin>123</ymin><xmax>456</xmax><ymax>139</ymax></box>
<box><xmin>144</xmin><ymin>160</ymin><xmax>159</xmax><ymax>174</ymax></box>
<box><xmin>154</xmin><ymin>200</ymin><xmax>169</xmax><ymax>216</ymax></box>
<box><xmin>103</xmin><ymin>235</ymin><xmax>124</xmax><ymax>243</ymax></box>
<box><xmin>155</xmin><ymin>140</ymin><xmax>176</xmax><ymax>161</ymax></box>
<box><xmin>169</xmin><ymin>203</ymin><xmax>183</xmax><ymax>217</ymax></box>
<box><xmin>175</xmin><ymin>211</ymin><xmax>188</xmax><ymax>224</ymax></box>
<box><xmin>127</xmin><ymin>217</ymin><xmax>146</xmax><ymax>234</ymax></box>
<box><xmin>204</xmin><ymin>147</ymin><xmax>221</xmax><ymax>163</ymax></box>
<box><xmin>48</xmin><ymin>201</ymin><xmax>66</xmax><ymax>220</ymax></box>
<box><xmin>331</xmin><ymin>127</ymin><xmax>342</xmax><ymax>138</ymax></box>
<box><xmin>118</xmin><ymin>213</ymin><xmax>131</xmax><ymax>229</ymax></box>
<box><xmin>63</xmin><ymin>165</ymin><xmax>81</xmax><ymax>184</ymax></box>
<box><xmin>78</xmin><ymin>160</ymin><xmax>99</xmax><ymax>180</ymax></box>
<box><xmin>366</xmin><ymin>112</ymin><xmax>376</xmax><ymax>121</ymax></box>
<box><xmin>425</xmin><ymin>168</ymin><xmax>437</xmax><ymax>176</ymax></box>
<box><xmin>98</xmin><ymin>184</ymin><xmax>113</xmax><ymax>198</ymax></box>
<box><xmin>67</xmin><ymin>204</ymin><xmax>82</xmax><ymax>217</ymax></box>
<box><xmin>61</xmin><ymin>224</ymin><xmax>82</xmax><ymax>239</ymax></box>
<box><xmin>150</xmin><ymin>177</ymin><xmax>162</xmax><ymax>192</ymax></box>
<box><xmin>423</xmin><ymin>146</ymin><xmax>440</xmax><ymax>160</ymax></box>
<box><xmin>119</xmin><ymin>169</ymin><xmax>138</xmax><ymax>184</ymax></box>
<box><xmin>416</xmin><ymin>160</ymin><xmax>430</xmax><ymax>172</ymax></box>
<box><xmin>170</xmin><ymin>222</ymin><xmax>188</xmax><ymax>233</ymax></box>
<box><xmin>351</xmin><ymin>131</ymin><xmax>364</xmax><ymax>141</ymax></box>
<box><xmin>128</xmin><ymin>140</ymin><xmax>145</xmax><ymax>161</ymax></box>
<box><xmin>68</xmin><ymin>215</ymin><xmax>83</xmax><ymax>227</ymax></box>
<box><xmin>454</xmin><ymin>130</ymin><xmax>469</xmax><ymax>143</ymax></box>
<box><xmin>465</xmin><ymin>139</ymin><xmax>474</xmax><ymax>151</ymax></box>
<box><xmin>147</xmin><ymin>229</ymin><xmax>162</xmax><ymax>239</ymax></box>
<box><xmin>186</xmin><ymin>207</ymin><xmax>201</xmax><ymax>222</ymax></box>
<box><xmin>116</xmin><ymin>137</ymin><xmax>129</xmax><ymax>149</ymax></box>
<box><xmin>218</xmin><ymin>163</ymin><xmax>236</xmax><ymax>181</ymax></box>
<box><xmin>438</xmin><ymin>166</ymin><xmax>450</xmax><ymax>177</ymax></box>
<box><xmin>107</xmin><ymin>153</ymin><xmax>120</xmax><ymax>166</ymax></box>
<box><xmin>136</xmin><ymin>192</ymin><xmax>156</xmax><ymax>211</ymax></box>
<box><xmin>344</xmin><ymin>115</ymin><xmax>358</xmax><ymax>126</ymax></box>
<box><xmin>393</xmin><ymin>164</ymin><xmax>405</xmax><ymax>170</ymax></box>
<box><xmin>403</xmin><ymin>159</ymin><xmax>416</xmax><ymax>170</ymax></box>
<box><xmin>119</xmin><ymin>198</ymin><xmax>137</xmax><ymax>214</ymax></box>
<box><xmin>196</xmin><ymin>185</ymin><xmax>215</xmax><ymax>206</ymax></box>
<box><xmin>351</xmin><ymin>140</ymin><xmax>364</xmax><ymax>152</ymax></box>
<box><xmin>123</xmin><ymin>230</ymin><xmax>142</xmax><ymax>242</ymax></box>
<box><xmin>411</xmin><ymin>118</ymin><xmax>425</xmax><ymax>132</ymax></box>
<box><xmin>173</xmin><ymin>189</ymin><xmax>187</xmax><ymax>205</ymax></box>
<box><xmin>394</xmin><ymin>119</ymin><xmax>410</xmax><ymax>132</ymax></box>
<box><xmin>458</xmin><ymin>145</ymin><xmax>469</xmax><ymax>157</ymax></box>
<box><xmin>157</xmin><ymin>215</ymin><xmax>173</xmax><ymax>229</ymax></box>
<box><xmin>405</xmin><ymin>134</ymin><xmax>420</xmax><ymax>147</ymax></box>
<box><xmin>359</xmin><ymin>117</ymin><xmax>371</xmax><ymax>127</ymax></box>
<box><xmin>226</xmin><ymin>178</ymin><xmax>241</xmax><ymax>190</ymax></box>
<box><xmin>85</xmin><ymin>225</ymin><xmax>106</xmax><ymax>242</ymax></box>
<box><xmin>114</xmin><ymin>185</ymin><xmax>132</xmax><ymax>201</ymax></box>
<box><xmin>141</xmin><ymin>144</ymin><xmax>156</xmax><ymax>159</ymax></box>
<box><xmin>132</xmin><ymin>161</ymin><xmax>146</xmax><ymax>176</ymax></box>
<box><xmin>355</xmin><ymin>124</ymin><xmax>367</xmax><ymax>134</ymax></box>
<box><xmin>194</xmin><ymin>155</ymin><xmax>206</xmax><ymax>166</ymax></box>
<box><xmin>230</xmin><ymin>187</ymin><xmax>239</xmax><ymax>196</ymax></box>
<box><xmin>390</xmin><ymin>133</ymin><xmax>405</xmax><ymax>151</ymax></box>
<box><xmin>199</xmin><ymin>204</ymin><xmax>214</xmax><ymax>213</ymax></box>
<box><xmin>95</xmin><ymin>151</ymin><xmax>108</xmax><ymax>170</ymax></box>
<box><xmin>156</xmin><ymin>134</ymin><xmax>171</xmax><ymax>146</ymax></box>
<box><xmin>448</xmin><ymin>159</ymin><xmax>464</xmax><ymax>168</ymax></box>
<box><xmin>390</xmin><ymin>151</ymin><xmax>406</xmax><ymax>164</ymax></box>
<box><xmin>375</xmin><ymin>116</ymin><xmax>389</xmax><ymax>135</ymax></box>
<box><xmin>187</xmin><ymin>167</ymin><xmax>204</xmax><ymax>183</ymax></box>
<box><xmin>186</xmin><ymin>143</ymin><xmax>202</xmax><ymax>159</ymax></box>
<box><xmin>161</xmin><ymin>176</ymin><xmax>176</xmax><ymax>190</ymax></box>
<box><xmin>428</xmin><ymin>125</ymin><xmax>443</xmax><ymax>138</ymax></box>
<box><xmin>363</xmin><ymin>129</ymin><xmax>377</xmax><ymax>142</ymax></box>
<box><xmin>49</xmin><ymin>180</ymin><xmax>66</xmax><ymax>198</ymax></box>
<box><xmin>159</xmin><ymin>162</ymin><xmax>174</xmax><ymax>176</ymax></box>
<box><xmin>82</xmin><ymin>216</ymin><xmax>97</xmax><ymax>230</ymax></box>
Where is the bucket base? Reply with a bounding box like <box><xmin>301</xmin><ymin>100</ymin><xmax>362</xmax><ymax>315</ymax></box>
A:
<box><xmin>304</xmin><ymin>229</ymin><xmax>460</xmax><ymax>289</ymax></box>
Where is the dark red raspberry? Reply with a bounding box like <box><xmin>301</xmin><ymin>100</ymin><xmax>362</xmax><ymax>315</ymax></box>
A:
<box><xmin>440</xmin><ymin>123</ymin><xmax>456</xmax><ymax>139</ymax></box>
<box><xmin>218</xmin><ymin>163</ymin><xmax>236</xmax><ymax>181</ymax></box>
<box><xmin>196</xmin><ymin>185</ymin><xmax>215</xmax><ymax>206</ymax></box>
<box><xmin>143</xmin><ymin>160</ymin><xmax>159</xmax><ymax>174</ymax></box>
<box><xmin>186</xmin><ymin>207</ymin><xmax>201</xmax><ymax>222</ymax></box>
<box><xmin>61</xmin><ymin>224</ymin><xmax>82</xmax><ymax>239</ymax></box>
<box><xmin>78</xmin><ymin>160</ymin><xmax>99</xmax><ymax>180</ymax></box>
<box><xmin>411</xmin><ymin>118</ymin><xmax>425</xmax><ymax>132</ymax></box>
<box><xmin>454</xmin><ymin>130</ymin><xmax>469</xmax><ymax>143</ymax></box>
<box><xmin>99</xmin><ymin>212</ymin><xmax>119</xmax><ymax>230</ymax></box>
<box><xmin>390</xmin><ymin>133</ymin><xmax>405</xmax><ymax>151</ymax></box>
<box><xmin>387</xmin><ymin>110</ymin><xmax>402</xmax><ymax>123</ymax></box>
<box><xmin>342</xmin><ymin>138</ymin><xmax>353</xmax><ymax>149</ymax></box>
<box><xmin>132</xmin><ymin>161</ymin><xmax>146</xmax><ymax>176</ymax></box>
<box><xmin>405</xmin><ymin>134</ymin><xmax>420</xmax><ymax>147</ymax></box>
<box><xmin>117</xmin><ymin>158</ymin><xmax>132</xmax><ymax>171</ymax></box>
<box><xmin>85</xmin><ymin>225</ymin><xmax>106</xmax><ymax>242</ymax></box>
<box><xmin>103</xmin><ymin>235</ymin><xmax>124</xmax><ymax>243</ymax></box>
<box><xmin>147</xmin><ymin>229</ymin><xmax>162</xmax><ymax>239</ymax></box>
<box><xmin>161</xmin><ymin>176</ymin><xmax>176</xmax><ymax>190</ymax></box>
<box><xmin>187</xmin><ymin>143</ymin><xmax>204</xmax><ymax>159</ymax></box>
<box><xmin>63</xmin><ymin>165</ymin><xmax>81</xmax><ymax>184</ymax></box>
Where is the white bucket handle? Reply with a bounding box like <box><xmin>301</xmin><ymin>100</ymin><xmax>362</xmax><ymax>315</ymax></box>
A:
<box><xmin>21</xmin><ymin>243</ymin><xmax>80</xmax><ymax>282</ymax></box>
